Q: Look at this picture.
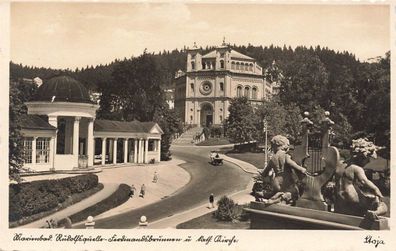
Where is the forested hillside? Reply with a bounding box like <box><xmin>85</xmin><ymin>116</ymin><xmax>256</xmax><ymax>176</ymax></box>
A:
<box><xmin>10</xmin><ymin>44</ymin><xmax>390</xmax><ymax>151</ymax></box>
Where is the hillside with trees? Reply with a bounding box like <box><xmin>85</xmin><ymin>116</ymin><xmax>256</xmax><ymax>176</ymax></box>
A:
<box><xmin>10</xmin><ymin>44</ymin><xmax>390</xmax><ymax>155</ymax></box>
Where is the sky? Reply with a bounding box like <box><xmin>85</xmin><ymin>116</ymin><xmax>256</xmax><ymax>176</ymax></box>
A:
<box><xmin>11</xmin><ymin>3</ymin><xmax>390</xmax><ymax>70</ymax></box>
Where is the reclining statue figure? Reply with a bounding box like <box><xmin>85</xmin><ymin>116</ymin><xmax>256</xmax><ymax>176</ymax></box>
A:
<box><xmin>334</xmin><ymin>138</ymin><xmax>387</xmax><ymax>219</ymax></box>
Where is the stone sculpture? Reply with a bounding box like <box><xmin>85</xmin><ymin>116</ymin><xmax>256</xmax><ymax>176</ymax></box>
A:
<box><xmin>334</xmin><ymin>138</ymin><xmax>387</xmax><ymax>218</ymax></box>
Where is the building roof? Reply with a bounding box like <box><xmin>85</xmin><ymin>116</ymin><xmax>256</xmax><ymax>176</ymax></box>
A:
<box><xmin>94</xmin><ymin>119</ymin><xmax>162</xmax><ymax>134</ymax></box>
<box><xmin>19</xmin><ymin>114</ymin><xmax>56</xmax><ymax>130</ymax></box>
<box><xmin>202</xmin><ymin>49</ymin><xmax>254</xmax><ymax>60</ymax></box>
<box><xmin>32</xmin><ymin>75</ymin><xmax>94</xmax><ymax>104</ymax></box>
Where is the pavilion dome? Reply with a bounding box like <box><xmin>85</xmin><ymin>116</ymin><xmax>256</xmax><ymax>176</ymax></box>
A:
<box><xmin>33</xmin><ymin>75</ymin><xmax>93</xmax><ymax>104</ymax></box>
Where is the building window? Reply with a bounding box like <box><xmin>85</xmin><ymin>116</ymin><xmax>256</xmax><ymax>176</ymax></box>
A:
<box><xmin>191</xmin><ymin>62</ymin><xmax>195</xmax><ymax>70</ymax></box>
<box><xmin>148</xmin><ymin>139</ymin><xmax>155</xmax><ymax>151</ymax></box>
<box><xmin>36</xmin><ymin>137</ymin><xmax>50</xmax><ymax>163</ymax></box>
<box><xmin>220</xmin><ymin>115</ymin><xmax>223</xmax><ymax>122</ymax></box>
<box><xmin>191</xmin><ymin>83</ymin><xmax>194</xmax><ymax>93</ymax></box>
<box><xmin>252</xmin><ymin>87</ymin><xmax>258</xmax><ymax>99</ymax></box>
<box><xmin>200</xmin><ymin>81</ymin><xmax>213</xmax><ymax>95</ymax></box>
<box><xmin>23</xmin><ymin>137</ymin><xmax>33</xmax><ymax>164</ymax></box>
<box><xmin>237</xmin><ymin>86</ymin><xmax>243</xmax><ymax>97</ymax></box>
<box><xmin>220</xmin><ymin>60</ymin><xmax>224</xmax><ymax>69</ymax></box>
<box><xmin>245</xmin><ymin>64</ymin><xmax>249</xmax><ymax>71</ymax></box>
<box><xmin>231</xmin><ymin>62</ymin><xmax>235</xmax><ymax>70</ymax></box>
<box><xmin>236</xmin><ymin>62</ymin><xmax>240</xmax><ymax>70</ymax></box>
<box><xmin>202</xmin><ymin>62</ymin><xmax>206</xmax><ymax>69</ymax></box>
<box><xmin>244</xmin><ymin>86</ymin><xmax>250</xmax><ymax>98</ymax></box>
<box><xmin>220</xmin><ymin>82</ymin><xmax>224</xmax><ymax>91</ymax></box>
<box><xmin>249</xmin><ymin>63</ymin><xmax>253</xmax><ymax>71</ymax></box>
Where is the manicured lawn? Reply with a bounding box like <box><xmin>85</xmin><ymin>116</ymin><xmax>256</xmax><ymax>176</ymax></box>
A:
<box><xmin>226</xmin><ymin>152</ymin><xmax>266</xmax><ymax>169</ymax></box>
<box><xmin>196</xmin><ymin>138</ymin><xmax>231</xmax><ymax>146</ymax></box>
<box><xmin>176</xmin><ymin>212</ymin><xmax>250</xmax><ymax>229</ymax></box>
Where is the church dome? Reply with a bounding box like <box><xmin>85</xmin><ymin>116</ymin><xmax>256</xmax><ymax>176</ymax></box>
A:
<box><xmin>33</xmin><ymin>75</ymin><xmax>93</xmax><ymax>104</ymax></box>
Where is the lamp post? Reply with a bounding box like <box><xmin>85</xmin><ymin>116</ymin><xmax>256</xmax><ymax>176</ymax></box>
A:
<box><xmin>263</xmin><ymin>118</ymin><xmax>268</xmax><ymax>167</ymax></box>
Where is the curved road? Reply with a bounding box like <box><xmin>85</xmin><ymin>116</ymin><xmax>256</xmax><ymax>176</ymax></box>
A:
<box><xmin>75</xmin><ymin>145</ymin><xmax>252</xmax><ymax>228</ymax></box>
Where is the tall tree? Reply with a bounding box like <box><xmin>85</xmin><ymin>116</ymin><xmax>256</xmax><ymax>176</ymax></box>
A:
<box><xmin>9</xmin><ymin>80</ymin><xmax>37</xmax><ymax>182</ymax></box>
<box><xmin>109</xmin><ymin>52</ymin><xmax>167</xmax><ymax>122</ymax></box>
<box><xmin>225</xmin><ymin>97</ymin><xmax>259</xmax><ymax>143</ymax></box>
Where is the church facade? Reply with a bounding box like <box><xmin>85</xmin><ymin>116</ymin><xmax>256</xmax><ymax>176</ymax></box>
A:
<box><xmin>174</xmin><ymin>43</ymin><xmax>272</xmax><ymax>127</ymax></box>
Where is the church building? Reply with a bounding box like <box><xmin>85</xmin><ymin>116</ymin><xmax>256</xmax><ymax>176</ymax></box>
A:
<box><xmin>174</xmin><ymin>41</ymin><xmax>273</xmax><ymax>127</ymax></box>
<box><xmin>20</xmin><ymin>75</ymin><xmax>163</xmax><ymax>172</ymax></box>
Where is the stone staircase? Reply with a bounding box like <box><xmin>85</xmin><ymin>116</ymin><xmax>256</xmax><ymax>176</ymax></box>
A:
<box><xmin>172</xmin><ymin>126</ymin><xmax>203</xmax><ymax>145</ymax></box>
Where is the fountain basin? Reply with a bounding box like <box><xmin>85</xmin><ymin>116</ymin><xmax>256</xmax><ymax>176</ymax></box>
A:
<box><xmin>245</xmin><ymin>201</ymin><xmax>389</xmax><ymax>230</ymax></box>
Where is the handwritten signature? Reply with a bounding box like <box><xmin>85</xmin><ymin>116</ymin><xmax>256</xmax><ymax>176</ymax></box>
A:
<box><xmin>364</xmin><ymin>235</ymin><xmax>385</xmax><ymax>248</ymax></box>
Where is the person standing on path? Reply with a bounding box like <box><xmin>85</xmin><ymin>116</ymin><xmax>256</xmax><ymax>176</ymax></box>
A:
<box><xmin>209</xmin><ymin>193</ymin><xmax>215</xmax><ymax>208</ymax></box>
<box><xmin>152</xmin><ymin>171</ymin><xmax>158</xmax><ymax>183</ymax></box>
<box><xmin>140</xmin><ymin>184</ymin><xmax>146</xmax><ymax>198</ymax></box>
<box><xmin>129</xmin><ymin>184</ymin><xmax>136</xmax><ymax>198</ymax></box>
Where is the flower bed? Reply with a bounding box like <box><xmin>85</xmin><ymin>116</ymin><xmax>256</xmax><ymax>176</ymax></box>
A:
<box><xmin>9</xmin><ymin>174</ymin><xmax>99</xmax><ymax>222</ymax></box>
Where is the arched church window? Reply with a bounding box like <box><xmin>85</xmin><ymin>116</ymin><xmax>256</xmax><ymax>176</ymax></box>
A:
<box><xmin>237</xmin><ymin>86</ymin><xmax>243</xmax><ymax>97</ymax></box>
<box><xmin>231</xmin><ymin>62</ymin><xmax>235</xmax><ymax>70</ymax></box>
<box><xmin>220</xmin><ymin>82</ymin><xmax>224</xmax><ymax>91</ymax></box>
<box><xmin>252</xmin><ymin>87</ymin><xmax>257</xmax><ymax>99</ymax></box>
<box><xmin>244</xmin><ymin>86</ymin><xmax>250</xmax><ymax>98</ymax></box>
<box><xmin>249</xmin><ymin>63</ymin><xmax>253</xmax><ymax>71</ymax></box>
<box><xmin>220</xmin><ymin>60</ymin><xmax>225</xmax><ymax>69</ymax></box>
<box><xmin>191</xmin><ymin>62</ymin><xmax>195</xmax><ymax>70</ymax></box>
<box><xmin>245</xmin><ymin>63</ymin><xmax>249</xmax><ymax>71</ymax></box>
<box><xmin>236</xmin><ymin>62</ymin><xmax>240</xmax><ymax>70</ymax></box>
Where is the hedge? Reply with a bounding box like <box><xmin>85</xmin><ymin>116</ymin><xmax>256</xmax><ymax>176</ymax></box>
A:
<box><xmin>69</xmin><ymin>183</ymin><xmax>131</xmax><ymax>224</ymax></box>
<box><xmin>9</xmin><ymin>174</ymin><xmax>98</xmax><ymax>222</ymax></box>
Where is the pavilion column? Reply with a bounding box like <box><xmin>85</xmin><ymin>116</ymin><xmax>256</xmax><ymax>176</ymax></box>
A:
<box><xmin>144</xmin><ymin>139</ymin><xmax>149</xmax><ymax>163</ymax></box>
<box><xmin>73</xmin><ymin>117</ymin><xmax>81</xmax><ymax>166</ymax></box>
<box><xmin>48</xmin><ymin>116</ymin><xmax>57</xmax><ymax>156</ymax></box>
<box><xmin>157</xmin><ymin>139</ymin><xmax>161</xmax><ymax>162</ymax></box>
<box><xmin>124</xmin><ymin>138</ymin><xmax>128</xmax><ymax>163</ymax></box>
<box><xmin>134</xmin><ymin>139</ymin><xmax>138</xmax><ymax>163</ymax></box>
<box><xmin>101</xmin><ymin>137</ymin><xmax>107</xmax><ymax>165</ymax></box>
<box><xmin>32</xmin><ymin>136</ymin><xmax>37</xmax><ymax>165</ymax></box>
<box><xmin>138</xmin><ymin>139</ymin><xmax>142</xmax><ymax>163</ymax></box>
<box><xmin>113</xmin><ymin>138</ymin><xmax>118</xmax><ymax>164</ymax></box>
<box><xmin>87</xmin><ymin>118</ymin><xmax>94</xmax><ymax>166</ymax></box>
<box><xmin>49</xmin><ymin>137</ymin><xmax>55</xmax><ymax>170</ymax></box>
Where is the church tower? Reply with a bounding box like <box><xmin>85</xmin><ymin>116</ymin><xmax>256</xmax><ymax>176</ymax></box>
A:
<box><xmin>174</xmin><ymin>40</ymin><xmax>271</xmax><ymax>127</ymax></box>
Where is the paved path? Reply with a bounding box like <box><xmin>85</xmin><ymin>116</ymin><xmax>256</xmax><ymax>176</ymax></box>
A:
<box><xmin>74</xmin><ymin>145</ymin><xmax>254</xmax><ymax>228</ymax></box>
<box><xmin>18</xmin><ymin>158</ymin><xmax>189</xmax><ymax>228</ymax></box>
<box><xmin>148</xmin><ymin>180</ymin><xmax>255</xmax><ymax>229</ymax></box>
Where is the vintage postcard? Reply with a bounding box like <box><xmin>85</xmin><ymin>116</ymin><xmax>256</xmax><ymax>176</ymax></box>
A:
<box><xmin>0</xmin><ymin>1</ymin><xmax>395</xmax><ymax>250</ymax></box>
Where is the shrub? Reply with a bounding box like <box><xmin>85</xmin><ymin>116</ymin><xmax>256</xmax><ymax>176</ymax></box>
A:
<box><xmin>9</xmin><ymin>174</ymin><xmax>98</xmax><ymax>222</ymax></box>
<box><xmin>210</xmin><ymin>126</ymin><xmax>223</xmax><ymax>138</ymax></box>
<box><xmin>213</xmin><ymin>196</ymin><xmax>239</xmax><ymax>222</ymax></box>
<box><xmin>69</xmin><ymin>183</ymin><xmax>131</xmax><ymax>224</ymax></box>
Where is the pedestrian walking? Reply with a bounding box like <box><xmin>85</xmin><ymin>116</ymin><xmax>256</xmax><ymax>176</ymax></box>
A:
<box><xmin>152</xmin><ymin>171</ymin><xmax>158</xmax><ymax>183</ymax></box>
<box><xmin>129</xmin><ymin>184</ymin><xmax>136</xmax><ymax>198</ymax></box>
<box><xmin>209</xmin><ymin>193</ymin><xmax>215</xmax><ymax>208</ymax></box>
<box><xmin>140</xmin><ymin>184</ymin><xmax>146</xmax><ymax>198</ymax></box>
